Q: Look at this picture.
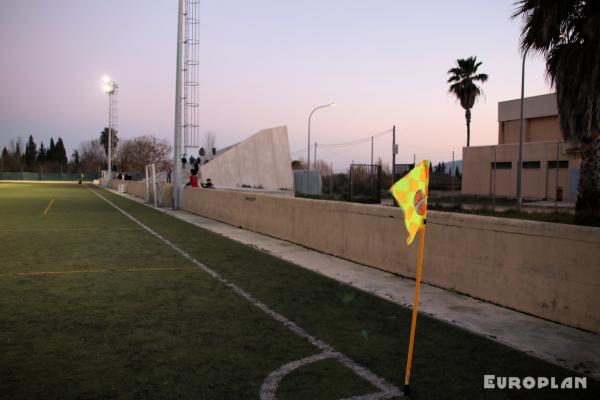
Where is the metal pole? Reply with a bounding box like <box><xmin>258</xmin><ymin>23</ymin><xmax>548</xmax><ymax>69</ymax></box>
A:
<box><xmin>145</xmin><ymin>165</ymin><xmax>150</xmax><ymax>201</ymax></box>
<box><xmin>516</xmin><ymin>48</ymin><xmax>528</xmax><ymax>211</ymax></box>
<box><xmin>555</xmin><ymin>141</ymin><xmax>560</xmax><ymax>209</ymax></box>
<box><xmin>314</xmin><ymin>142</ymin><xmax>317</xmax><ymax>170</ymax></box>
<box><xmin>492</xmin><ymin>146</ymin><xmax>497</xmax><ymax>209</ymax></box>
<box><xmin>350</xmin><ymin>161</ymin><xmax>353</xmax><ymax>199</ymax></box>
<box><xmin>371</xmin><ymin>136</ymin><xmax>374</xmax><ymax>165</ymax></box>
<box><xmin>172</xmin><ymin>0</ymin><xmax>184</xmax><ymax>209</ymax></box>
<box><xmin>330</xmin><ymin>162</ymin><xmax>333</xmax><ymax>194</ymax></box>
<box><xmin>451</xmin><ymin>150</ymin><xmax>455</xmax><ymax>193</ymax></box>
<box><xmin>392</xmin><ymin>125</ymin><xmax>396</xmax><ymax>183</ymax></box>
<box><xmin>152</xmin><ymin>164</ymin><xmax>158</xmax><ymax>207</ymax></box>
<box><xmin>413</xmin><ymin>153</ymin><xmax>416</xmax><ymax>167</ymax></box>
<box><xmin>107</xmin><ymin>93</ymin><xmax>112</xmax><ymax>187</ymax></box>
<box><xmin>307</xmin><ymin>103</ymin><xmax>335</xmax><ymax>194</ymax></box>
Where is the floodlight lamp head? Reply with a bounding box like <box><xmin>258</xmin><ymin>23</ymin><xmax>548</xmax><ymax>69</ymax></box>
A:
<box><xmin>102</xmin><ymin>76</ymin><xmax>110</xmax><ymax>84</ymax></box>
<box><xmin>330</xmin><ymin>102</ymin><xmax>336</xmax><ymax>107</ymax></box>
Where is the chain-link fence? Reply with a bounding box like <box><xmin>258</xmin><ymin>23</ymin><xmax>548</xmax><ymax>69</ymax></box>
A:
<box><xmin>0</xmin><ymin>171</ymin><xmax>100</xmax><ymax>181</ymax></box>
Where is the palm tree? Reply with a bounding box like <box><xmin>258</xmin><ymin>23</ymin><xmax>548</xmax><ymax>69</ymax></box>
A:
<box><xmin>513</xmin><ymin>0</ymin><xmax>600</xmax><ymax>218</ymax></box>
<box><xmin>447</xmin><ymin>57</ymin><xmax>489</xmax><ymax>147</ymax></box>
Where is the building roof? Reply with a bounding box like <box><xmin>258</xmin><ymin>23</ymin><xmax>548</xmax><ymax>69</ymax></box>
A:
<box><xmin>498</xmin><ymin>93</ymin><xmax>557</xmax><ymax>122</ymax></box>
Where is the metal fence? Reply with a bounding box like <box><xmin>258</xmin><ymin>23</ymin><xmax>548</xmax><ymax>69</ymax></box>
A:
<box><xmin>0</xmin><ymin>172</ymin><xmax>99</xmax><ymax>181</ymax></box>
<box><xmin>349</xmin><ymin>164</ymin><xmax>382</xmax><ymax>203</ymax></box>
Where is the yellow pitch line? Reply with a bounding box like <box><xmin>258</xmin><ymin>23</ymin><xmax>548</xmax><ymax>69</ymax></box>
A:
<box><xmin>42</xmin><ymin>198</ymin><xmax>55</xmax><ymax>215</ymax></box>
<box><xmin>0</xmin><ymin>267</ymin><xmax>199</xmax><ymax>277</ymax></box>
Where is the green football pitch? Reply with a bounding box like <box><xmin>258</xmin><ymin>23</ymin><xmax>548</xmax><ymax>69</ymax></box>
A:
<box><xmin>0</xmin><ymin>182</ymin><xmax>597</xmax><ymax>399</ymax></box>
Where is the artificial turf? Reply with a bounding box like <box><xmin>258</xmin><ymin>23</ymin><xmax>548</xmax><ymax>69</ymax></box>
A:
<box><xmin>0</xmin><ymin>182</ymin><xmax>597</xmax><ymax>399</ymax></box>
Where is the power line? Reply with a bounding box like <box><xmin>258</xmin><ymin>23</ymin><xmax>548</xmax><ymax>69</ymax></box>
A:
<box><xmin>319</xmin><ymin>129</ymin><xmax>392</xmax><ymax>148</ymax></box>
<box><xmin>291</xmin><ymin>129</ymin><xmax>392</xmax><ymax>154</ymax></box>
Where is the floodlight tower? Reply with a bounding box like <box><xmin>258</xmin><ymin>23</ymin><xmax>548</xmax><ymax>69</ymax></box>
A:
<box><xmin>173</xmin><ymin>0</ymin><xmax>200</xmax><ymax>209</ymax></box>
<box><xmin>102</xmin><ymin>76</ymin><xmax>118</xmax><ymax>186</ymax></box>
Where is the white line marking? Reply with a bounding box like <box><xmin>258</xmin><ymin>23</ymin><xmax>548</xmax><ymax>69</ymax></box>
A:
<box><xmin>85</xmin><ymin>185</ymin><xmax>402</xmax><ymax>399</ymax></box>
<box><xmin>260</xmin><ymin>352</ymin><xmax>334</xmax><ymax>400</ymax></box>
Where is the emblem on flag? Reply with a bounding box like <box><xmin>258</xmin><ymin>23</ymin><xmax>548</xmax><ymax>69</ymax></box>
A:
<box><xmin>389</xmin><ymin>160</ymin><xmax>431</xmax><ymax>245</ymax></box>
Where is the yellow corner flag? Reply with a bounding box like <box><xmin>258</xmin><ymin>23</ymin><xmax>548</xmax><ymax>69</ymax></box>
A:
<box><xmin>389</xmin><ymin>160</ymin><xmax>431</xmax><ymax>245</ymax></box>
<box><xmin>389</xmin><ymin>160</ymin><xmax>431</xmax><ymax>396</ymax></box>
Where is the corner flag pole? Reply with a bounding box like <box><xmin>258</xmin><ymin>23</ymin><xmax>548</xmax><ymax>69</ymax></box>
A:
<box><xmin>404</xmin><ymin>224</ymin><xmax>426</xmax><ymax>396</ymax></box>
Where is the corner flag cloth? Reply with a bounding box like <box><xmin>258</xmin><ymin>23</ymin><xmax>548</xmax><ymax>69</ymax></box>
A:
<box><xmin>389</xmin><ymin>160</ymin><xmax>430</xmax><ymax>245</ymax></box>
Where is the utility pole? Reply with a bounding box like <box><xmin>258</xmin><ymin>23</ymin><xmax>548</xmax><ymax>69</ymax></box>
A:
<box><xmin>107</xmin><ymin>94</ymin><xmax>112</xmax><ymax>185</ymax></box>
<box><xmin>314</xmin><ymin>142</ymin><xmax>317</xmax><ymax>170</ymax></box>
<box><xmin>371</xmin><ymin>136</ymin><xmax>374</xmax><ymax>165</ymax></box>
<box><xmin>516</xmin><ymin>48</ymin><xmax>529</xmax><ymax>211</ymax></box>
<box><xmin>330</xmin><ymin>161</ymin><xmax>333</xmax><ymax>194</ymax></box>
<box><xmin>555</xmin><ymin>141</ymin><xmax>560</xmax><ymax>210</ymax></box>
<box><xmin>492</xmin><ymin>146</ymin><xmax>497</xmax><ymax>208</ymax></box>
<box><xmin>392</xmin><ymin>125</ymin><xmax>396</xmax><ymax>183</ymax></box>
<box><xmin>451</xmin><ymin>150</ymin><xmax>455</xmax><ymax>193</ymax></box>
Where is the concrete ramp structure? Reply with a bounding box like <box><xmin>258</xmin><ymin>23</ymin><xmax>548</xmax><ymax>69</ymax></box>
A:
<box><xmin>199</xmin><ymin>126</ymin><xmax>294</xmax><ymax>192</ymax></box>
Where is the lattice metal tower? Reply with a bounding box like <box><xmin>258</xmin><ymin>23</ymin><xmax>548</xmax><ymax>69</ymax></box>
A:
<box><xmin>173</xmin><ymin>0</ymin><xmax>200</xmax><ymax>209</ymax></box>
<box><xmin>103</xmin><ymin>78</ymin><xmax>118</xmax><ymax>186</ymax></box>
<box><xmin>183</xmin><ymin>0</ymin><xmax>200</xmax><ymax>151</ymax></box>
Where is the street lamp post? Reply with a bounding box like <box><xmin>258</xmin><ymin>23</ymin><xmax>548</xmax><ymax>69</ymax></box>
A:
<box><xmin>307</xmin><ymin>103</ymin><xmax>335</xmax><ymax>171</ymax></box>
<box><xmin>306</xmin><ymin>103</ymin><xmax>335</xmax><ymax>194</ymax></box>
<box><xmin>516</xmin><ymin>48</ymin><xmax>528</xmax><ymax>211</ymax></box>
<box><xmin>102</xmin><ymin>76</ymin><xmax>117</xmax><ymax>187</ymax></box>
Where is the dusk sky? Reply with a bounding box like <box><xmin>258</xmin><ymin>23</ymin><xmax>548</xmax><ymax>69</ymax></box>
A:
<box><xmin>0</xmin><ymin>0</ymin><xmax>553</xmax><ymax>169</ymax></box>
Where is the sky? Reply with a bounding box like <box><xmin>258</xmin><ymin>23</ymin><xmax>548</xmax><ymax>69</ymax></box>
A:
<box><xmin>0</xmin><ymin>0</ymin><xmax>553</xmax><ymax>169</ymax></box>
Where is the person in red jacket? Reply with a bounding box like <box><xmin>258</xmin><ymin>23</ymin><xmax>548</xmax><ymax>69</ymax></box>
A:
<box><xmin>186</xmin><ymin>169</ymin><xmax>199</xmax><ymax>187</ymax></box>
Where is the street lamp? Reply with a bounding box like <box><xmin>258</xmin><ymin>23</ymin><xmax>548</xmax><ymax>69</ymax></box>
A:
<box><xmin>102</xmin><ymin>76</ymin><xmax>118</xmax><ymax>187</ymax></box>
<box><xmin>307</xmin><ymin>102</ymin><xmax>336</xmax><ymax>171</ymax></box>
<box><xmin>516</xmin><ymin>48</ymin><xmax>528</xmax><ymax>211</ymax></box>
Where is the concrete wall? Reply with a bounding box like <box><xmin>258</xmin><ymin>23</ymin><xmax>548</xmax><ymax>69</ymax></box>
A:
<box><xmin>499</xmin><ymin>117</ymin><xmax>563</xmax><ymax>144</ymax></box>
<box><xmin>109</xmin><ymin>180</ymin><xmax>173</xmax><ymax>207</ymax></box>
<box><xmin>498</xmin><ymin>93</ymin><xmax>557</xmax><ymax>122</ymax></box>
<box><xmin>199</xmin><ymin>126</ymin><xmax>294</xmax><ymax>192</ymax></box>
<box><xmin>462</xmin><ymin>141</ymin><xmax>578</xmax><ymax>200</ymax></box>
<box><xmin>181</xmin><ymin>187</ymin><xmax>600</xmax><ymax>333</ymax></box>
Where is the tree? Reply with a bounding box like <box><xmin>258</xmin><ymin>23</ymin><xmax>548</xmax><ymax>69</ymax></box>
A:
<box><xmin>314</xmin><ymin>159</ymin><xmax>332</xmax><ymax>176</ymax></box>
<box><xmin>291</xmin><ymin>159</ymin><xmax>307</xmax><ymax>170</ymax></box>
<box><xmin>48</xmin><ymin>138</ymin><xmax>56</xmax><ymax>163</ymax></box>
<box><xmin>55</xmin><ymin>137</ymin><xmax>68</xmax><ymax>168</ymax></box>
<box><xmin>513</xmin><ymin>0</ymin><xmax>600</xmax><ymax>218</ymax></box>
<box><xmin>37</xmin><ymin>142</ymin><xmax>46</xmax><ymax>163</ymax></box>
<box><xmin>115</xmin><ymin>135</ymin><xmax>172</xmax><ymax>175</ymax></box>
<box><xmin>1</xmin><ymin>147</ymin><xmax>8</xmax><ymax>171</ymax></box>
<box><xmin>79</xmin><ymin>139</ymin><xmax>106</xmax><ymax>174</ymax></box>
<box><xmin>70</xmin><ymin>150</ymin><xmax>81</xmax><ymax>173</ymax></box>
<box><xmin>100</xmin><ymin>128</ymin><xmax>119</xmax><ymax>157</ymax></box>
<box><xmin>447</xmin><ymin>56</ymin><xmax>489</xmax><ymax>147</ymax></box>
<box><xmin>24</xmin><ymin>135</ymin><xmax>37</xmax><ymax>168</ymax></box>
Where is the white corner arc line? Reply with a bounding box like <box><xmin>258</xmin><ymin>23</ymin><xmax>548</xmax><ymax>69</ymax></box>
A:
<box><xmin>260</xmin><ymin>352</ymin><xmax>334</xmax><ymax>400</ymax></box>
<box><xmin>85</xmin><ymin>186</ymin><xmax>402</xmax><ymax>399</ymax></box>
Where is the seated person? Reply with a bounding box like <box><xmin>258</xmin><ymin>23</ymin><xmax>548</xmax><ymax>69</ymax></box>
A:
<box><xmin>201</xmin><ymin>178</ymin><xmax>214</xmax><ymax>188</ymax></box>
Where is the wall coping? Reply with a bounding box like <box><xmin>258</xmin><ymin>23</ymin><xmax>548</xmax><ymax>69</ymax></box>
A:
<box><xmin>205</xmin><ymin>189</ymin><xmax>600</xmax><ymax>244</ymax></box>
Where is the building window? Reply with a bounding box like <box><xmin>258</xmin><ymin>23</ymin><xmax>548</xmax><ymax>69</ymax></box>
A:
<box><xmin>522</xmin><ymin>161</ymin><xmax>541</xmax><ymax>169</ymax></box>
<box><xmin>547</xmin><ymin>160</ymin><xmax>569</xmax><ymax>168</ymax></box>
<box><xmin>491</xmin><ymin>162</ymin><xmax>512</xmax><ymax>169</ymax></box>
